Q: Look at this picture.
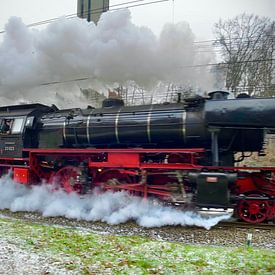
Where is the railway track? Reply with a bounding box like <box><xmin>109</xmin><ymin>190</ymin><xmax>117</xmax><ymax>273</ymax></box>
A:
<box><xmin>217</xmin><ymin>220</ymin><xmax>275</xmax><ymax>231</ymax></box>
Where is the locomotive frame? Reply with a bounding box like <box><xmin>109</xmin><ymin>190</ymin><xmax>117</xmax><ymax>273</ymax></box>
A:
<box><xmin>2</xmin><ymin>146</ymin><xmax>275</xmax><ymax>224</ymax></box>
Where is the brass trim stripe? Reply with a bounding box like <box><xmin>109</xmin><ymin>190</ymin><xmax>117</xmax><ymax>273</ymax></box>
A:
<box><xmin>147</xmin><ymin>105</ymin><xmax>153</xmax><ymax>143</ymax></box>
<box><xmin>63</xmin><ymin>121</ymin><xmax>67</xmax><ymax>144</ymax></box>
<box><xmin>115</xmin><ymin>108</ymin><xmax>122</xmax><ymax>143</ymax></box>
<box><xmin>182</xmin><ymin>111</ymin><xmax>186</xmax><ymax>141</ymax></box>
<box><xmin>86</xmin><ymin>114</ymin><xmax>91</xmax><ymax>144</ymax></box>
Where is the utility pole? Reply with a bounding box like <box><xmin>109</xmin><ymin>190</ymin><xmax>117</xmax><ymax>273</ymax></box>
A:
<box><xmin>77</xmin><ymin>0</ymin><xmax>109</xmax><ymax>24</ymax></box>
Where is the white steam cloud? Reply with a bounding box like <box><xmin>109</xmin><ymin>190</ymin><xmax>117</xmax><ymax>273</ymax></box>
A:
<box><xmin>0</xmin><ymin>10</ymin><xmax>214</xmax><ymax>107</ymax></box>
<box><xmin>0</xmin><ymin>175</ymin><xmax>230</xmax><ymax>230</ymax></box>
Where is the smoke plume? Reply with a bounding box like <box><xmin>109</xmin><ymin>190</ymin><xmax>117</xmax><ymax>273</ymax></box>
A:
<box><xmin>0</xmin><ymin>175</ymin><xmax>230</xmax><ymax>230</ymax></box>
<box><xmin>0</xmin><ymin>10</ymin><xmax>214</xmax><ymax>107</ymax></box>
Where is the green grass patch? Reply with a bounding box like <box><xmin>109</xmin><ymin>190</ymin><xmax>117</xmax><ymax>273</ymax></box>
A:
<box><xmin>0</xmin><ymin>217</ymin><xmax>274</xmax><ymax>274</ymax></box>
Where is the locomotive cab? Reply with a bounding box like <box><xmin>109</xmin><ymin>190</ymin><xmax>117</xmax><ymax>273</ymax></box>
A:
<box><xmin>0</xmin><ymin>117</ymin><xmax>26</xmax><ymax>157</ymax></box>
<box><xmin>0</xmin><ymin>104</ymin><xmax>55</xmax><ymax>158</ymax></box>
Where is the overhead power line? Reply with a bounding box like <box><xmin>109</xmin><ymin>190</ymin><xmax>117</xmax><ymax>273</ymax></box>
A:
<box><xmin>193</xmin><ymin>34</ymin><xmax>274</xmax><ymax>44</ymax></box>
<box><xmin>180</xmin><ymin>58</ymin><xmax>275</xmax><ymax>68</ymax></box>
<box><xmin>0</xmin><ymin>57</ymin><xmax>272</xmax><ymax>88</ymax></box>
<box><xmin>26</xmin><ymin>0</ymin><xmax>162</xmax><ymax>27</ymax></box>
<box><xmin>40</xmin><ymin>77</ymin><xmax>92</xmax><ymax>86</ymax></box>
<box><xmin>0</xmin><ymin>0</ymin><xmax>170</xmax><ymax>34</ymax></box>
<box><xmin>29</xmin><ymin>58</ymin><xmax>274</xmax><ymax>87</ymax></box>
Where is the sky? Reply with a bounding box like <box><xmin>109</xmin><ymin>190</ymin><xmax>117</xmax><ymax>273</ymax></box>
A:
<box><xmin>0</xmin><ymin>0</ymin><xmax>274</xmax><ymax>40</ymax></box>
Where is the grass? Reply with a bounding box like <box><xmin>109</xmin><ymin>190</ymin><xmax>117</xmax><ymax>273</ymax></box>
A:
<box><xmin>0</xmin><ymin>217</ymin><xmax>274</xmax><ymax>274</ymax></box>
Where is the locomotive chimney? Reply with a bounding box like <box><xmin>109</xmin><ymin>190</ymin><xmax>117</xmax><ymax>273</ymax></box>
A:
<box><xmin>208</xmin><ymin>91</ymin><xmax>229</xmax><ymax>100</ymax></box>
<box><xmin>102</xmin><ymin>98</ymin><xmax>124</xmax><ymax>108</ymax></box>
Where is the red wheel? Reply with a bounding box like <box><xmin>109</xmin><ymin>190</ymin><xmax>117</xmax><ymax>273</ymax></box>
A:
<box><xmin>54</xmin><ymin>166</ymin><xmax>82</xmax><ymax>193</ymax></box>
<box><xmin>94</xmin><ymin>169</ymin><xmax>131</xmax><ymax>188</ymax></box>
<box><xmin>237</xmin><ymin>193</ymin><xmax>271</xmax><ymax>223</ymax></box>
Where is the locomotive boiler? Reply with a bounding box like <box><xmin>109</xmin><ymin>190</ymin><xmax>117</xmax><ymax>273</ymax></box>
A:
<box><xmin>38</xmin><ymin>92</ymin><xmax>274</xmax><ymax>165</ymax></box>
<box><xmin>0</xmin><ymin>91</ymin><xmax>274</xmax><ymax>224</ymax></box>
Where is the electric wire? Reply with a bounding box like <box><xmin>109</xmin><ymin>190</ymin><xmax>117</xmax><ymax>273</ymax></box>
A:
<box><xmin>0</xmin><ymin>0</ymin><xmax>170</xmax><ymax>34</ymax></box>
<box><xmin>32</xmin><ymin>58</ymin><xmax>274</xmax><ymax>87</ymax></box>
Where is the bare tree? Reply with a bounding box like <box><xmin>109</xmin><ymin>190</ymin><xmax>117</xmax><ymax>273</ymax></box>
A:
<box><xmin>214</xmin><ymin>13</ymin><xmax>274</xmax><ymax>96</ymax></box>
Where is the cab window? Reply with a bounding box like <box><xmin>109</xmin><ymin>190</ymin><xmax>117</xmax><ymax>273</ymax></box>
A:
<box><xmin>11</xmin><ymin>118</ymin><xmax>24</xmax><ymax>134</ymax></box>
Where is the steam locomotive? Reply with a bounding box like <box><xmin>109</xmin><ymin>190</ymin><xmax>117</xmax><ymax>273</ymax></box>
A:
<box><xmin>0</xmin><ymin>91</ymin><xmax>274</xmax><ymax>224</ymax></box>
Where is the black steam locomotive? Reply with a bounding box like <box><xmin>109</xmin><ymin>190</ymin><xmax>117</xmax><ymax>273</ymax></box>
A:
<box><xmin>0</xmin><ymin>91</ymin><xmax>274</xmax><ymax>224</ymax></box>
<box><xmin>1</xmin><ymin>91</ymin><xmax>274</xmax><ymax>160</ymax></box>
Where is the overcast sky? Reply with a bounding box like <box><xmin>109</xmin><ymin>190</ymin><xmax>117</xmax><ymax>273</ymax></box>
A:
<box><xmin>0</xmin><ymin>0</ymin><xmax>274</xmax><ymax>40</ymax></box>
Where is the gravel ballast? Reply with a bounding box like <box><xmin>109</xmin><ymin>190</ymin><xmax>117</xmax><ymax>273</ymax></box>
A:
<box><xmin>1</xmin><ymin>209</ymin><xmax>274</xmax><ymax>249</ymax></box>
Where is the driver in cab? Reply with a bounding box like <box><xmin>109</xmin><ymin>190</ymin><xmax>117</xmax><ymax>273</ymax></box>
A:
<box><xmin>0</xmin><ymin>120</ymin><xmax>11</xmax><ymax>134</ymax></box>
